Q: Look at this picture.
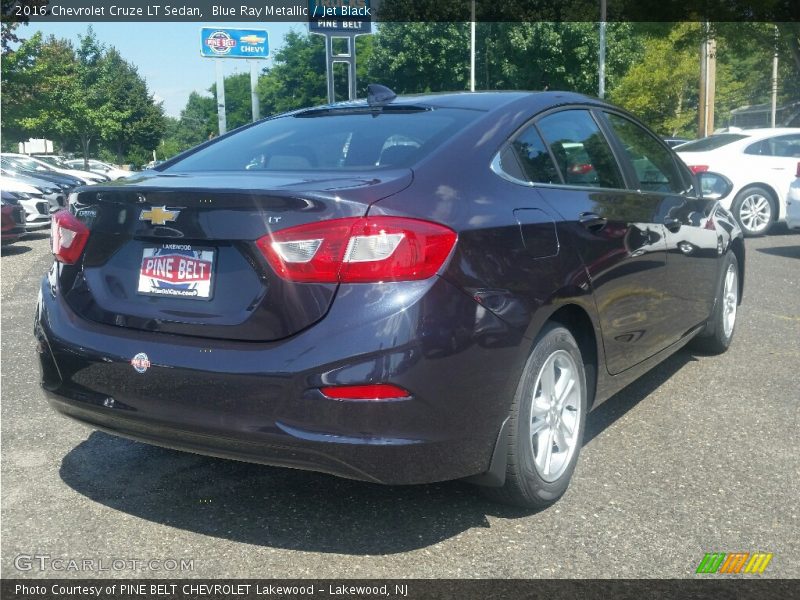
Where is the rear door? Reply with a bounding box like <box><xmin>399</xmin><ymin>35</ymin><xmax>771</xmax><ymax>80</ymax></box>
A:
<box><xmin>513</xmin><ymin>108</ymin><xmax>672</xmax><ymax>374</ymax></box>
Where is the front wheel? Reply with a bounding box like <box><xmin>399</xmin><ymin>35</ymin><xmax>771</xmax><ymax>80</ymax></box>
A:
<box><xmin>691</xmin><ymin>252</ymin><xmax>739</xmax><ymax>355</ymax></box>
<box><xmin>483</xmin><ymin>323</ymin><xmax>587</xmax><ymax>509</ymax></box>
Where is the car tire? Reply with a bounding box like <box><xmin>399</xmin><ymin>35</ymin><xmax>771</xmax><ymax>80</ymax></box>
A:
<box><xmin>483</xmin><ymin>323</ymin><xmax>587</xmax><ymax>509</ymax></box>
<box><xmin>732</xmin><ymin>186</ymin><xmax>775</xmax><ymax>237</ymax></box>
<box><xmin>691</xmin><ymin>252</ymin><xmax>739</xmax><ymax>355</ymax></box>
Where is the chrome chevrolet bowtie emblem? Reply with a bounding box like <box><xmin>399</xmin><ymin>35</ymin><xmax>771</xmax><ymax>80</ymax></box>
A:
<box><xmin>140</xmin><ymin>206</ymin><xmax>180</xmax><ymax>225</ymax></box>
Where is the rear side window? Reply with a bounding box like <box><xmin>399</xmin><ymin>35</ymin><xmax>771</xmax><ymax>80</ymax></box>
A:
<box><xmin>677</xmin><ymin>134</ymin><xmax>748</xmax><ymax>152</ymax></box>
<box><xmin>744</xmin><ymin>134</ymin><xmax>800</xmax><ymax>157</ymax></box>
<box><xmin>511</xmin><ymin>126</ymin><xmax>561</xmax><ymax>184</ymax></box>
<box><xmin>605</xmin><ymin>113</ymin><xmax>685</xmax><ymax>194</ymax></box>
<box><xmin>166</xmin><ymin>108</ymin><xmax>479</xmax><ymax>172</ymax></box>
<box><xmin>536</xmin><ymin>110</ymin><xmax>624</xmax><ymax>189</ymax></box>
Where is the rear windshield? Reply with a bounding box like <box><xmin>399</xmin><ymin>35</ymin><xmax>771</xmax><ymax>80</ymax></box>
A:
<box><xmin>166</xmin><ymin>108</ymin><xmax>479</xmax><ymax>172</ymax></box>
<box><xmin>676</xmin><ymin>134</ymin><xmax>748</xmax><ymax>152</ymax></box>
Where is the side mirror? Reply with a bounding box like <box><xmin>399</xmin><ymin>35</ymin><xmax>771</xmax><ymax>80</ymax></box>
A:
<box><xmin>697</xmin><ymin>171</ymin><xmax>733</xmax><ymax>201</ymax></box>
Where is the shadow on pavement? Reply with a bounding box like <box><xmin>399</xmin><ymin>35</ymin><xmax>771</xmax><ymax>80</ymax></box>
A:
<box><xmin>58</xmin><ymin>350</ymin><xmax>696</xmax><ymax>554</ymax></box>
<box><xmin>59</xmin><ymin>431</ymin><xmax>533</xmax><ymax>554</ymax></box>
<box><xmin>0</xmin><ymin>244</ymin><xmax>32</xmax><ymax>256</ymax></box>
<box><xmin>756</xmin><ymin>245</ymin><xmax>800</xmax><ymax>260</ymax></box>
<box><xmin>584</xmin><ymin>349</ymin><xmax>695</xmax><ymax>445</ymax></box>
<box><xmin>764</xmin><ymin>223</ymin><xmax>798</xmax><ymax>236</ymax></box>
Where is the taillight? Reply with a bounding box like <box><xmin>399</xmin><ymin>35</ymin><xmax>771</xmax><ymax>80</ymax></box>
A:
<box><xmin>256</xmin><ymin>217</ymin><xmax>457</xmax><ymax>283</ymax></box>
<box><xmin>795</xmin><ymin>162</ymin><xmax>799</xmax><ymax>178</ymax></box>
<box><xmin>568</xmin><ymin>163</ymin><xmax>594</xmax><ymax>175</ymax></box>
<box><xmin>689</xmin><ymin>165</ymin><xmax>709</xmax><ymax>174</ymax></box>
<box><xmin>320</xmin><ymin>384</ymin><xmax>411</xmax><ymax>400</ymax></box>
<box><xmin>51</xmin><ymin>209</ymin><xmax>89</xmax><ymax>264</ymax></box>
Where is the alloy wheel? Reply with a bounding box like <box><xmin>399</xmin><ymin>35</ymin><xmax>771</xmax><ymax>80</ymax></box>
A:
<box><xmin>722</xmin><ymin>263</ymin><xmax>738</xmax><ymax>339</ymax></box>
<box><xmin>529</xmin><ymin>349</ymin><xmax>582</xmax><ymax>482</ymax></box>
<box><xmin>738</xmin><ymin>193</ymin><xmax>772</xmax><ymax>234</ymax></box>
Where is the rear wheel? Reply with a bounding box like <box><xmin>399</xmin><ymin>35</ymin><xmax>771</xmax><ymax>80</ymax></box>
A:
<box><xmin>691</xmin><ymin>252</ymin><xmax>739</xmax><ymax>355</ymax></box>
<box><xmin>483</xmin><ymin>323</ymin><xmax>587</xmax><ymax>509</ymax></box>
<box><xmin>732</xmin><ymin>186</ymin><xmax>775</xmax><ymax>237</ymax></box>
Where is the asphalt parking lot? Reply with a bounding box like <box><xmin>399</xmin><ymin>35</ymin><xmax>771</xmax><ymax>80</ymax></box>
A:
<box><xmin>1</xmin><ymin>227</ymin><xmax>798</xmax><ymax>579</ymax></box>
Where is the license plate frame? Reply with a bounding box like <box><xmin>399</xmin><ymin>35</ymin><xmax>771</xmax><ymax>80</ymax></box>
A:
<box><xmin>137</xmin><ymin>243</ymin><xmax>216</xmax><ymax>301</ymax></box>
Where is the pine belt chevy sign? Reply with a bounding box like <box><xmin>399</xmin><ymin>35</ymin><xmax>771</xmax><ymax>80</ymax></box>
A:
<box><xmin>200</xmin><ymin>28</ymin><xmax>269</xmax><ymax>58</ymax></box>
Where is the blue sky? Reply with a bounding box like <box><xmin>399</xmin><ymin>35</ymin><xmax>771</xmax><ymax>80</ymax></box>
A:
<box><xmin>22</xmin><ymin>22</ymin><xmax>306</xmax><ymax>117</ymax></box>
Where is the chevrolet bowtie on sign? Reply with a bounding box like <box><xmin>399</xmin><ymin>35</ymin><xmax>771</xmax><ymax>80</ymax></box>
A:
<box><xmin>140</xmin><ymin>206</ymin><xmax>181</xmax><ymax>225</ymax></box>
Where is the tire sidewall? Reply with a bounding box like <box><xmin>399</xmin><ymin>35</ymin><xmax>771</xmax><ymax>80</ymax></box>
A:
<box><xmin>713</xmin><ymin>252</ymin><xmax>739</xmax><ymax>349</ymax></box>
<box><xmin>513</xmin><ymin>325</ymin><xmax>587</xmax><ymax>504</ymax></box>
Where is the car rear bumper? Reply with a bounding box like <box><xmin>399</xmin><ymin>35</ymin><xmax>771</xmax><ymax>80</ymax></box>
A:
<box><xmin>787</xmin><ymin>185</ymin><xmax>800</xmax><ymax>229</ymax></box>
<box><xmin>35</xmin><ymin>270</ymin><xmax>526</xmax><ymax>484</ymax></box>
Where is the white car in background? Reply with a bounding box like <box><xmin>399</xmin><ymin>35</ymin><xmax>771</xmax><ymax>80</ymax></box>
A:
<box><xmin>787</xmin><ymin>162</ymin><xmax>800</xmax><ymax>230</ymax></box>
<box><xmin>64</xmin><ymin>158</ymin><xmax>130</xmax><ymax>180</ymax></box>
<box><xmin>0</xmin><ymin>176</ymin><xmax>51</xmax><ymax>229</ymax></box>
<box><xmin>676</xmin><ymin>128</ymin><xmax>800</xmax><ymax>236</ymax></box>
<box><xmin>1</xmin><ymin>153</ymin><xmax>107</xmax><ymax>184</ymax></box>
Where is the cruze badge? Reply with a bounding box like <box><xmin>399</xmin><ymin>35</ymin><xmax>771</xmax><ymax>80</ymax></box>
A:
<box><xmin>131</xmin><ymin>352</ymin><xmax>151</xmax><ymax>374</ymax></box>
<box><xmin>140</xmin><ymin>206</ymin><xmax>180</xmax><ymax>225</ymax></box>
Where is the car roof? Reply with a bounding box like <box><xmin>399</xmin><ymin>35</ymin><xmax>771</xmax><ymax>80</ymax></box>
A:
<box><xmin>733</xmin><ymin>127</ymin><xmax>800</xmax><ymax>137</ymax></box>
<box><xmin>312</xmin><ymin>90</ymin><xmax>602</xmax><ymax>113</ymax></box>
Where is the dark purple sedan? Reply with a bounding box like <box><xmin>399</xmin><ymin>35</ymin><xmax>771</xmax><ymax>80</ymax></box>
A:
<box><xmin>36</xmin><ymin>89</ymin><xmax>744</xmax><ymax>508</ymax></box>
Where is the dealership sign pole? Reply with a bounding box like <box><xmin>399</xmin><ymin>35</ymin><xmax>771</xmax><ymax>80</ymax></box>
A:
<box><xmin>200</xmin><ymin>28</ymin><xmax>270</xmax><ymax>135</ymax></box>
<box><xmin>308</xmin><ymin>0</ymin><xmax>373</xmax><ymax>103</ymax></box>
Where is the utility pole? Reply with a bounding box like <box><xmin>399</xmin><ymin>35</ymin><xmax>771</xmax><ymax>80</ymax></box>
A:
<box><xmin>770</xmin><ymin>26</ymin><xmax>779</xmax><ymax>128</ymax></box>
<box><xmin>698</xmin><ymin>23</ymin><xmax>716</xmax><ymax>137</ymax></box>
<box><xmin>470</xmin><ymin>0</ymin><xmax>476</xmax><ymax>92</ymax></box>
<box><xmin>598</xmin><ymin>0</ymin><xmax>607</xmax><ymax>99</ymax></box>
<box><xmin>250</xmin><ymin>61</ymin><xmax>260</xmax><ymax>122</ymax></box>
<box><xmin>215</xmin><ymin>59</ymin><xmax>227</xmax><ymax>135</ymax></box>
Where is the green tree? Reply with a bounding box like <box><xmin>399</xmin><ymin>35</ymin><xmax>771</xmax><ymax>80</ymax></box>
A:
<box><xmin>209</xmin><ymin>72</ymin><xmax>253</xmax><ymax>130</ymax></box>
<box><xmin>12</xmin><ymin>34</ymin><xmax>85</xmax><ymax>146</ymax></box>
<box><xmin>367</xmin><ymin>23</ymin><xmax>470</xmax><ymax>93</ymax></box>
<box><xmin>68</xmin><ymin>27</ymin><xmax>107</xmax><ymax>161</ymax></box>
<box><xmin>258</xmin><ymin>30</ymin><xmax>328</xmax><ymax>114</ymax></box>
<box><xmin>610</xmin><ymin>25</ymin><xmax>699</xmax><ymax>136</ymax></box>
<box><xmin>0</xmin><ymin>31</ymin><xmax>45</xmax><ymax>146</ymax></box>
<box><xmin>158</xmin><ymin>92</ymin><xmax>216</xmax><ymax>156</ymax></box>
<box><xmin>366</xmin><ymin>22</ymin><xmax>644</xmax><ymax>96</ymax></box>
<box><xmin>95</xmin><ymin>47</ymin><xmax>164</xmax><ymax>164</ymax></box>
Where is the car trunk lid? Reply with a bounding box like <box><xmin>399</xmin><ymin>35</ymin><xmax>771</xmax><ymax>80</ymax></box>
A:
<box><xmin>61</xmin><ymin>170</ymin><xmax>412</xmax><ymax>342</ymax></box>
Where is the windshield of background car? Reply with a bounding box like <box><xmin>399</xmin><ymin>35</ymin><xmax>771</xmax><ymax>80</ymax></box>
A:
<box><xmin>165</xmin><ymin>108</ymin><xmax>480</xmax><ymax>172</ymax></box>
<box><xmin>676</xmin><ymin>134</ymin><xmax>748</xmax><ymax>152</ymax></box>
<box><xmin>6</xmin><ymin>156</ymin><xmax>44</xmax><ymax>170</ymax></box>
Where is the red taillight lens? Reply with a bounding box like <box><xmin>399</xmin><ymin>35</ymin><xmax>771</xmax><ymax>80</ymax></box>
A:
<box><xmin>51</xmin><ymin>209</ymin><xmax>89</xmax><ymax>264</ymax></box>
<box><xmin>320</xmin><ymin>384</ymin><xmax>411</xmax><ymax>400</ymax></box>
<box><xmin>256</xmin><ymin>217</ymin><xmax>457</xmax><ymax>283</ymax></box>
<box><xmin>568</xmin><ymin>163</ymin><xmax>594</xmax><ymax>175</ymax></box>
<box><xmin>689</xmin><ymin>165</ymin><xmax>709</xmax><ymax>174</ymax></box>
<box><xmin>795</xmin><ymin>161</ymin><xmax>799</xmax><ymax>178</ymax></box>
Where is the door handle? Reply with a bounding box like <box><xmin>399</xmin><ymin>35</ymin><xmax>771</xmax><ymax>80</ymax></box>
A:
<box><xmin>663</xmin><ymin>217</ymin><xmax>682</xmax><ymax>232</ymax></box>
<box><xmin>578</xmin><ymin>212</ymin><xmax>607</xmax><ymax>231</ymax></box>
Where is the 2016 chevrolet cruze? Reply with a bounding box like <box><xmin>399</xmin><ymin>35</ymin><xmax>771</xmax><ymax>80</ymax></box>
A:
<box><xmin>36</xmin><ymin>89</ymin><xmax>744</xmax><ymax>508</ymax></box>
